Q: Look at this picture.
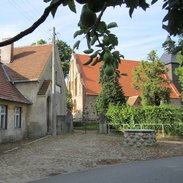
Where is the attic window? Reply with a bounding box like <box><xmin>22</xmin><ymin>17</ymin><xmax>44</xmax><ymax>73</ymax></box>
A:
<box><xmin>56</xmin><ymin>85</ymin><xmax>61</xmax><ymax>93</ymax></box>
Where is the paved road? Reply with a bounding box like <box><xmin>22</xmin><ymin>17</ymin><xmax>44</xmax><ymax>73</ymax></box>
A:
<box><xmin>30</xmin><ymin>156</ymin><xmax>183</xmax><ymax>183</ymax></box>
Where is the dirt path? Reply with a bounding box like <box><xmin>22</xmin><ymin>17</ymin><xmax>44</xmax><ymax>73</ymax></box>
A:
<box><xmin>0</xmin><ymin>131</ymin><xmax>183</xmax><ymax>183</ymax></box>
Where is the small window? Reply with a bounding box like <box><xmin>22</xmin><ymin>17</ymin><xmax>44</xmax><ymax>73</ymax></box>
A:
<box><xmin>56</xmin><ymin>85</ymin><xmax>61</xmax><ymax>93</ymax></box>
<box><xmin>14</xmin><ymin>107</ymin><xmax>21</xmax><ymax>128</ymax></box>
<box><xmin>0</xmin><ymin>105</ymin><xmax>7</xmax><ymax>129</ymax></box>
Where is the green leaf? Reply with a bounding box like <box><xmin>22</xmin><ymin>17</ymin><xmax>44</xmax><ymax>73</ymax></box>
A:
<box><xmin>129</xmin><ymin>8</ymin><xmax>134</xmax><ymax>18</ymax></box>
<box><xmin>83</xmin><ymin>57</ymin><xmax>93</xmax><ymax>65</ymax></box>
<box><xmin>91</xmin><ymin>57</ymin><xmax>100</xmax><ymax>66</ymax></box>
<box><xmin>97</xmin><ymin>21</ymin><xmax>107</xmax><ymax>33</ymax></box>
<box><xmin>83</xmin><ymin>49</ymin><xmax>94</xmax><ymax>54</ymax></box>
<box><xmin>50</xmin><ymin>0</ymin><xmax>60</xmax><ymax>17</ymax></box>
<box><xmin>51</xmin><ymin>6</ymin><xmax>58</xmax><ymax>17</ymax></box>
<box><xmin>162</xmin><ymin>1</ymin><xmax>168</xmax><ymax>9</ymax></box>
<box><xmin>44</xmin><ymin>0</ymin><xmax>52</xmax><ymax>2</ymax></box>
<box><xmin>151</xmin><ymin>0</ymin><xmax>158</xmax><ymax>5</ymax></box>
<box><xmin>139</xmin><ymin>0</ymin><xmax>149</xmax><ymax>11</ymax></box>
<box><xmin>68</xmin><ymin>0</ymin><xmax>76</xmax><ymax>13</ymax></box>
<box><xmin>90</xmin><ymin>51</ymin><xmax>98</xmax><ymax>58</ymax></box>
<box><xmin>163</xmin><ymin>13</ymin><xmax>169</xmax><ymax>22</ymax></box>
<box><xmin>73</xmin><ymin>40</ymin><xmax>80</xmax><ymax>50</ymax></box>
<box><xmin>90</xmin><ymin>35</ymin><xmax>98</xmax><ymax>45</ymax></box>
<box><xmin>73</xmin><ymin>30</ymin><xmax>85</xmax><ymax>38</ymax></box>
<box><xmin>86</xmin><ymin>33</ymin><xmax>91</xmax><ymax>49</ymax></box>
<box><xmin>107</xmin><ymin>22</ymin><xmax>118</xmax><ymax>29</ymax></box>
<box><xmin>108</xmin><ymin>34</ymin><xmax>118</xmax><ymax>46</ymax></box>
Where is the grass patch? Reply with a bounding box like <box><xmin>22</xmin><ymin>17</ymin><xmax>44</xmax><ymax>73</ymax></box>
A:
<box><xmin>74</xmin><ymin>122</ymin><xmax>99</xmax><ymax>131</ymax></box>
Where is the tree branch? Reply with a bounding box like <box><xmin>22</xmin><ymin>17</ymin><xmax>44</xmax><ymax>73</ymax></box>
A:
<box><xmin>0</xmin><ymin>0</ymin><xmax>63</xmax><ymax>47</ymax></box>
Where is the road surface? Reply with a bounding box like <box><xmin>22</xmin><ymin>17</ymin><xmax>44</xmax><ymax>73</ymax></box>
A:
<box><xmin>30</xmin><ymin>156</ymin><xmax>183</xmax><ymax>183</ymax></box>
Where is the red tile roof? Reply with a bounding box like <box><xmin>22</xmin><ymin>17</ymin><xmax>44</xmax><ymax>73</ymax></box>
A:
<box><xmin>0</xmin><ymin>44</ymin><xmax>52</xmax><ymax>104</ymax></box>
<box><xmin>4</xmin><ymin>44</ymin><xmax>52</xmax><ymax>82</ymax></box>
<box><xmin>0</xmin><ymin>64</ymin><xmax>31</xmax><ymax>104</ymax></box>
<box><xmin>75</xmin><ymin>54</ymin><xmax>180</xmax><ymax>99</ymax></box>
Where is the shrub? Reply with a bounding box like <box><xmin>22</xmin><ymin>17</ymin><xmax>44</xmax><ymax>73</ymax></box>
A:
<box><xmin>106</xmin><ymin>104</ymin><xmax>183</xmax><ymax>135</ymax></box>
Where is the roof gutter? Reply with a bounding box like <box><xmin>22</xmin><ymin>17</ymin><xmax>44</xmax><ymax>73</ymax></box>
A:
<box><xmin>12</xmin><ymin>79</ymin><xmax>39</xmax><ymax>84</ymax></box>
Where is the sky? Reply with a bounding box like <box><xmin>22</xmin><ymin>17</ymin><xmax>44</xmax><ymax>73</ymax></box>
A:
<box><xmin>0</xmin><ymin>0</ymin><xmax>169</xmax><ymax>61</ymax></box>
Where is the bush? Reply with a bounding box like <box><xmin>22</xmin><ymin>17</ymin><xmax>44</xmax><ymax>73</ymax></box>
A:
<box><xmin>106</xmin><ymin>104</ymin><xmax>183</xmax><ymax>136</ymax></box>
<box><xmin>165</xmin><ymin>122</ymin><xmax>183</xmax><ymax>136</ymax></box>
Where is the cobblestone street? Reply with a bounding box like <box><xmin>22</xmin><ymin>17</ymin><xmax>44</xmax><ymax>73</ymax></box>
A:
<box><xmin>0</xmin><ymin>131</ymin><xmax>183</xmax><ymax>183</ymax></box>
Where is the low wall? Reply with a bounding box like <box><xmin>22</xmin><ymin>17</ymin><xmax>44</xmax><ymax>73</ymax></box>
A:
<box><xmin>124</xmin><ymin>129</ymin><xmax>156</xmax><ymax>147</ymax></box>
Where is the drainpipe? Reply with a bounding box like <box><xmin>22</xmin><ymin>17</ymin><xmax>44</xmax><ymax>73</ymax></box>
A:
<box><xmin>52</xmin><ymin>27</ymin><xmax>56</xmax><ymax>136</ymax></box>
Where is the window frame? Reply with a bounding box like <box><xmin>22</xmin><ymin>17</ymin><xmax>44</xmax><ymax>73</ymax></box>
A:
<box><xmin>0</xmin><ymin>105</ymin><xmax>7</xmax><ymax>129</ymax></box>
<box><xmin>14</xmin><ymin>107</ymin><xmax>22</xmax><ymax>128</ymax></box>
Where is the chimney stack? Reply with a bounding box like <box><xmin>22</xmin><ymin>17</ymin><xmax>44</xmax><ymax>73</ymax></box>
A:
<box><xmin>0</xmin><ymin>38</ymin><xmax>14</xmax><ymax>64</ymax></box>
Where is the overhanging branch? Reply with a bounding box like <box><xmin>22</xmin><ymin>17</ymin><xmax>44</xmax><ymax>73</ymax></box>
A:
<box><xmin>0</xmin><ymin>0</ymin><xmax>63</xmax><ymax>47</ymax></box>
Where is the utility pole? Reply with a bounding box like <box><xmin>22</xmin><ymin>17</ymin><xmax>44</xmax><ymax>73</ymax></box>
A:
<box><xmin>52</xmin><ymin>27</ymin><xmax>56</xmax><ymax>136</ymax></box>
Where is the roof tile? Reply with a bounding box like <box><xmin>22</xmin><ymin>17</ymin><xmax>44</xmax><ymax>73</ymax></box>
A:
<box><xmin>4</xmin><ymin>44</ymin><xmax>52</xmax><ymax>82</ymax></box>
<box><xmin>0</xmin><ymin>64</ymin><xmax>31</xmax><ymax>104</ymax></box>
<box><xmin>75</xmin><ymin>54</ymin><xmax>180</xmax><ymax>99</ymax></box>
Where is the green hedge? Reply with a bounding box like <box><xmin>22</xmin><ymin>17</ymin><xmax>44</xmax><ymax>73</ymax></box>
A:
<box><xmin>106</xmin><ymin>104</ymin><xmax>183</xmax><ymax>136</ymax></box>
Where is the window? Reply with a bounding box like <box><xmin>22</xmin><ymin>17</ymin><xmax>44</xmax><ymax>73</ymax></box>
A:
<box><xmin>14</xmin><ymin>107</ymin><xmax>21</xmax><ymax>128</ymax></box>
<box><xmin>0</xmin><ymin>105</ymin><xmax>7</xmax><ymax>129</ymax></box>
<box><xmin>75</xmin><ymin>77</ymin><xmax>77</xmax><ymax>96</ymax></box>
<box><xmin>56</xmin><ymin>85</ymin><xmax>61</xmax><ymax>93</ymax></box>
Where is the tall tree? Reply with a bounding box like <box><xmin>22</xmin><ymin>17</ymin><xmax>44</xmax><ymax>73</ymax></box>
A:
<box><xmin>133</xmin><ymin>51</ymin><xmax>171</xmax><ymax>106</ymax></box>
<box><xmin>32</xmin><ymin>39</ymin><xmax>72</xmax><ymax>77</ymax></box>
<box><xmin>96</xmin><ymin>64</ymin><xmax>126</xmax><ymax>114</ymax></box>
<box><xmin>56</xmin><ymin>40</ymin><xmax>72</xmax><ymax>78</ymax></box>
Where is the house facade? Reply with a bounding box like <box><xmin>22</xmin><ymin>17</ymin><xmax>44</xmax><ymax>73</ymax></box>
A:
<box><xmin>67</xmin><ymin>53</ymin><xmax>181</xmax><ymax>120</ymax></box>
<box><xmin>0</xmin><ymin>43</ymin><xmax>67</xmax><ymax>143</ymax></box>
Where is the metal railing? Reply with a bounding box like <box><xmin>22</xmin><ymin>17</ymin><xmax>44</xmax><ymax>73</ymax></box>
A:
<box><xmin>108</xmin><ymin>123</ymin><xmax>183</xmax><ymax>137</ymax></box>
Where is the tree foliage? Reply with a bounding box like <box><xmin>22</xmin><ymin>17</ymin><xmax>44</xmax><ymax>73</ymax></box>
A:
<box><xmin>174</xmin><ymin>52</ymin><xmax>183</xmax><ymax>99</ymax></box>
<box><xmin>96</xmin><ymin>72</ymin><xmax>126</xmax><ymax>114</ymax></box>
<box><xmin>133</xmin><ymin>51</ymin><xmax>171</xmax><ymax>106</ymax></box>
<box><xmin>162</xmin><ymin>35</ymin><xmax>183</xmax><ymax>98</ymax></box>
<box><xmin>32</xmin><ymin>39</ymin><xmax>72</xmax><ymax>77</ymax></box>
<box><xmin>32</xmin><ymin>39</ymin><xmax>47</xmax><ymax>45</ymax></box>
<box><xmin>106</xmin><ymin>104</ymin><xmax>183</xmax><ymax>136</ymax></box>
<box><xmin>163</xmin><ymin>35</ymin><xmax>183</xmax><ymax>55</ymax></box>
<box><xmin>0</xmin><ymin>0</ymin><xmax>182</xmax><ymax>47</ymax></box>
<box><xmin>56</xmin><ymin>40</ymin><xmax>72</xmax><ymax>78</ymax></box>
<box><xmin>66</xmin><ymin>90</ymin><xmax>73</xmax><ymax>112</ymax></box>
<box><xmin>0</xmin><ymin>0</ymin><xmax>183</xmax><ymax>76</ymax></box>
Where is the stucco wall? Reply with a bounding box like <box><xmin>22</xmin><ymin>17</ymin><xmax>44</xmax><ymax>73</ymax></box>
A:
<box><xmin>14</xmin><ymin>48</ymin><xmax>67</xmax><ymax>138</ymax></box>
<box><xmin>67</xmin><ymin>55</ymin><xmax>84</xmax><ymax>119</ymax></box>
<box><xmin>84</xmin><ymin>95</ymin><xmax>97</xmax><ymax>120</ymax></box>
<box><xmin>15</xmin><ymin>82</ymin><xmax>47</xmax><ymax>138</ymax></box>
<box><xmin>0</xmin><ymin>100</ymin><xmax>27</xmax><ymax>143</ymax></box>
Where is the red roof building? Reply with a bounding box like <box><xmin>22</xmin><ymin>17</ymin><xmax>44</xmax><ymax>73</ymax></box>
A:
<box><xmin>67</xmin><ymin>53</ymin><xmax>181</xmax><ymax>120</ymax></box>
<box><xmin>0</xmin><ymin>43</ymin><xmax>67</xmax><ymax>143</ymax></box>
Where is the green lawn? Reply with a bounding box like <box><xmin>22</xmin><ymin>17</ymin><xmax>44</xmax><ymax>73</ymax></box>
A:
<box><xmin>74</xmin><ymin>122</ymin><xmax>99</xmax><ymax>131</ymax></box>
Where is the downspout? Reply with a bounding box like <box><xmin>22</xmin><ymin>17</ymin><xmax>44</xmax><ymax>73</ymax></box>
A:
<box><xmin>52</xmin><ymin>27</ymin><xmax>56</xmax><ymax>136</ymax></box>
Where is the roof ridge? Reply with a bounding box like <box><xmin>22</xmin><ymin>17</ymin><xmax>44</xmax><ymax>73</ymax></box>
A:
<box><xmin>15</xmin><ymin>44</ymin><xmax>52</xmax><ymax>49</ymax></box>
<box><xmin>75</xmin><ymin>53</ymin><xmax>141</xmax><ymax>62</ymax></box>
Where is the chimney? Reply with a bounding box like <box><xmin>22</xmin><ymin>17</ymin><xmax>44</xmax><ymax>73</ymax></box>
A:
<box><xmin>0</xmin><ymin>38</ymin><xmax>14</xmax><ymax>64</ymax></box>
